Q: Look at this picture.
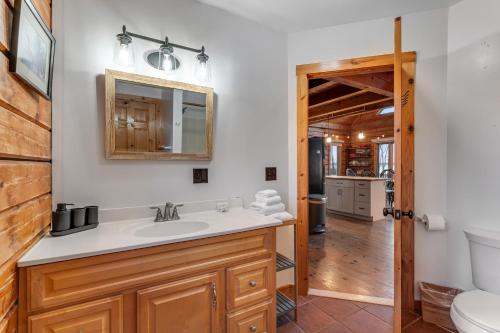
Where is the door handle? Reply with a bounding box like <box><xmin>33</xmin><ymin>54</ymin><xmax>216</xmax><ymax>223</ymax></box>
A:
<box><xmin>211</xmin><ymin>283</ymin><xmax>217</xmax><ymax>307</ymax></box>
<box><xmin>383</xmin><ymin>208</ymin><xmax>414</xmax><ymax>220</ymax></box>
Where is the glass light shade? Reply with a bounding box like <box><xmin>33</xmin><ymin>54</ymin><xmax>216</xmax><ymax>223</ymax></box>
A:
<box><xmin>194</xmin><ymin>57</ymin><xmax>211</xmax><ymax>82</ymax></box>
<box><xmin>358</xmin><ymin>131</ymin><xmax>365</xmax><ymax>140</ymax></box>
<box><xmin>113</xmin><ymin>40</ymin><xmax>134</xmax><ymax>67</ymax></box>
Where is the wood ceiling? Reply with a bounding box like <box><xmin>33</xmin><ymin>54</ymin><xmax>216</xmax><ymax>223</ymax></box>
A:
<box><xmin>308</xmin><ymin>70</ymin><xmax>394</xmax><ymax>124</ymax></box>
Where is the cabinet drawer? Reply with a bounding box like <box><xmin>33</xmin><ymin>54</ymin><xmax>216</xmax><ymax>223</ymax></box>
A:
<box><xmin>227</xmin><ymin>299</ymin><xmax>275</xmax><ymax>333</ymax></box>
<box><xmin>355</xmin><ymin>188</ymin><xmax>370</xmax><ymax>203</ymax></box>
<box><xmin>28</xmin><ymin>296</ymin><xmax>123</xmax><ymax>333</ymax></box>
<box><xmin>354</xmin><ymin>202</ymin><xmax>371</xmax><ymax>217</ymax></box>
<box><xmin>355</xmin><ymin>181</ymin><xmax>370</xmax><ymax>189</ymax></box>
<box><xmin>329</xmin><ymin>179</ymin><xmax>354</xmax><ymax>188</ymax></box>
<box><xmin>227</xmin><ymin>258</ymin><xmax>274</xmax><ymax>310</ymax></box>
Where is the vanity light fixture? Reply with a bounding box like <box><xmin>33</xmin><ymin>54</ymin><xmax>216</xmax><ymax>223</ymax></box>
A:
<box><xmin>113</xmin><ymin>25</ymin><xmax>212</xmax><ymax>82</ymax></box>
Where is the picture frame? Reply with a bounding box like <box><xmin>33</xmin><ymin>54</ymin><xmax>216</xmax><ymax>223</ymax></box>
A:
<box><xmin>9</xmin><ymin>0</ymin><xmax>55</xmax><ymax>100</ymax></box>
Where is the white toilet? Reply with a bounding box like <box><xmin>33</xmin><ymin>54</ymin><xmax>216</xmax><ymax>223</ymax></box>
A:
<box><xmin>450</xmin><ymin>227</ymin><xmax>500</xmax><ymax>333</ymax></box>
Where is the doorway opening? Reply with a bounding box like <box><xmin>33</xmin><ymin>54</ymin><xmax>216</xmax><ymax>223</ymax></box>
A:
<box><xmin>294</xmin><ymin>44</ymin><xmax>419</xmax><ymax>333</ymax></box>
<box><xmin>307</xmin><ymin>69</ymin><xmax>396</xmax><ymax>303</ymax></box>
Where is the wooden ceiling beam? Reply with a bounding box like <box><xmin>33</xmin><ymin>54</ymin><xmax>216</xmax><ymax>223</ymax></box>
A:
<box><xmin>309</xmin><ymin>92</ymin><xmax>392</xmax><ymax>118</ymax></box>
<box><xmin>308</xmin><ymin>100</ymin><xmax>393</xmax><ymax>124</ymax></box>
<box><xmin>309</xmin><ymin>89</ymin><xmax>370</xmax><ymax>110</ymax></box>
<box><xmin>329</xmin><ymin>73</ymin><xmax>394</xmax><ymax>97</ymax></box>
<box><xmin>308</xmin><ymin>81</ymin><xmax>339</xmax><ymax>95</ymax></box>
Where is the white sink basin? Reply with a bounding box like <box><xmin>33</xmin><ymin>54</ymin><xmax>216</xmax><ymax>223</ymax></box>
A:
<box><xmin>133</xmin><ymin>221</ymin><xmax>209</xmax><ymax>238</ymax></box>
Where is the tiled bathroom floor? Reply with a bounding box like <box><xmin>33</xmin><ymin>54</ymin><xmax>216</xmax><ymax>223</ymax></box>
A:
<box><xmin>277</xmin><ymin>295</ymin><xmax>451</xmax><ymax>333</ymax></box>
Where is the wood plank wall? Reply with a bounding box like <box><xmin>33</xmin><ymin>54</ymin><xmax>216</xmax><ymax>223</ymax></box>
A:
<box><xmin>0</xmin><ymin>0</ymin><xmax>52</xmax><ymax>332</ymax></box>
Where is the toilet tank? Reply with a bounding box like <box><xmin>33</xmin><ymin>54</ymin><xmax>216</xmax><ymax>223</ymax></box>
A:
<box><xmin>465</xmin><ymin>227</ymin><xmax>500</xmax><ymax>295</ymax></box>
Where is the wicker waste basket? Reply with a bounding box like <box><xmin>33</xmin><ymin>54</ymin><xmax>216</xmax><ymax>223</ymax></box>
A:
<box><xmin>420</xmin><ymin>282</ymin><xmax>463</xmax><ymax>330</ymax></box>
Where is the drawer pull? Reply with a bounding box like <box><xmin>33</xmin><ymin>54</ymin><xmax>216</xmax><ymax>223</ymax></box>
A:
<box><xmin>249</xmin><ymin>280</ymin><xmax>257</xmax><ymax>287</ymax></box>
<box><xmin>359</xmin><ymin>207</ymin><xmax>365</xmax><ymax>210</ymax></box>
<box><xmin>359</xmin><ymin>194</ymin><xmax>366</xmax><ymax>197</ymax></box>
<box><xmin>249</xmin><ymin>325</ymin><xmax>257</xmax><ymax>332</ymax></box>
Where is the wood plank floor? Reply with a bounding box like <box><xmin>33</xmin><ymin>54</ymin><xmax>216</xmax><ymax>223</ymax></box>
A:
<box><xmin>308</xmin><ymin>213</ymin><xmax>394</xmax><ymax>298</ymax></box>
<box><xmin>277</xmin><ymin>295</ymin><xmax>452</xmax><ymax>333</ymax></box>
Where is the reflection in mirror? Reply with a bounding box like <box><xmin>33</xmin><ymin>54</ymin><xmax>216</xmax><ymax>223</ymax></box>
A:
<box><xmin>105</xmin><ymin>70</ymin><xmax>213</xmax><ymax>160</ymax></box>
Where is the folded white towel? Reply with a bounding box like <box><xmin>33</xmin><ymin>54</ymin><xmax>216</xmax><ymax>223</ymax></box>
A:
<box><xmin>256</xmin><ymin>189</ymin><xmax>278</xmax><ymax>197</ymax></box>
<box><xmin>251</xmin><ymin>203</ymin><xmax>285</xmax><ymax>216</ymax></box>
<box><xmin>269</xmin><ymin>212</ymin><xmax>294</xmax><ymax>221</ymax></box>
<box><xmin>255</xmin><ymin>195</ymin><xmax>282</xmax><ymax>206</ymax></box>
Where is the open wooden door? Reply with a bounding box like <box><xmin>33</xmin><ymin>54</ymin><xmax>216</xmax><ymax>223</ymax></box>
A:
<box><xmin>393</xmin><ymin>17</ymin><xmax>416</xmax><ymax>333</ymax></box>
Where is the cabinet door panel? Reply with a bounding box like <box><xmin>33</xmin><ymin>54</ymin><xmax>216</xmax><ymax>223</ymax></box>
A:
<box><xmin>137</xmin><ymin>272</ymin><xmax>222</xmax><ymax>333</ymax></box>
<box><xmin>28</xmin><ymin>296</ymin><xmax>123</xmax><ymax>333</ymax></box>
<box><xmin>326</xmin><ymin>186</ymin><xmax>341</xmax><ymax>211</ymax></box>
<box><xmin>340</xmin><ymin>187</ymin><xmax>354</xmax><ymax>213</ymax></box>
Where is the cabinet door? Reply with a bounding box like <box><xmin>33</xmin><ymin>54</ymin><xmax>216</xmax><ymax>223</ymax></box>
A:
<box><xmin>340</xmin><ymin>187</ymin><xmax>355</xmax><ymax>213</ymax></box>
<box><xmin>326</xmin><ymin>185</ymin><xmax>341</xmax><ymax>211</ymax></box>
<box><xmin>137</xmin><ymin>272</ymin><xmax>223</xmax><ymax>333</ymax></box>
<box><xmin>227</xmin><ymin>299</ymin><xmax>275</xmax><ymax>333</ymax></box>
<box><xmin>29</xmin><ymin>296</ymin><xmax>123</xmax><ymax>333</ymax></box>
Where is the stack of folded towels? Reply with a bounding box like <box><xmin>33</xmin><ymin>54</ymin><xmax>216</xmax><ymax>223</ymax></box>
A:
<box><xmin>250</xmin><ymin>189</ymin><xmax>293</xmax><ymax>221</ymax></box>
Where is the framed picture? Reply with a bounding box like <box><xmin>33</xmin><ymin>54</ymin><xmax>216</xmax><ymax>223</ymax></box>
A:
<box><xmin>10</xmin><ymin>0</ymin><xmax>55</xmax><ymax>100</ymax></box>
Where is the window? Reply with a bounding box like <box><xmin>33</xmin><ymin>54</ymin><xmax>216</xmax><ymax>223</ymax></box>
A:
<box><xmin>330</xmin><ymin>144</ymin><xmax>341</xmax><ymax>176</ymax></box>
<box><xmin>378</xmin><ymin>143</ymin><xmax>395</xmax><ymax>176</ymax></box>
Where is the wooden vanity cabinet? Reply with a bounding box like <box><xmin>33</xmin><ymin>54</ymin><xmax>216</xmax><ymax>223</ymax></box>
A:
<box><xmin>18</xmin><ymin>227</ymin><xmax>276</xmax><ymax>333</ymax></box>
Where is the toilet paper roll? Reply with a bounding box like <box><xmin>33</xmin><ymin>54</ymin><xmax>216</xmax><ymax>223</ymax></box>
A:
<box><xmin>422</xmin><ymin>214</ymin><xmax>446</xmax><ymax>231</ymax></box>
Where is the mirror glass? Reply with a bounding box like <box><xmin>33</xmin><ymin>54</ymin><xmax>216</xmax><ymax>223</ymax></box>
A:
<box><xmin>113</xmin><ymin>80</ymin><xmax>208</xmax><ymax>155</ymax></box>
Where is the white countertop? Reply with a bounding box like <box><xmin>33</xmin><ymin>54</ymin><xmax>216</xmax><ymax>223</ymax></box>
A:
<box><xmin>326</xmin><ymin>175</ymin><xmax>387</xmax><ymax>181</ymax></box>
<box><xmin>18</xmin><ymin>208</ymin><xmax>283</xmax><ymax>267</ymax></box>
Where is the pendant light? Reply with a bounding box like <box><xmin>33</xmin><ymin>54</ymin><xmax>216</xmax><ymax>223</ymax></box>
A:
<box><xmin>358</xmin><ymin>131</ymin><xmax>365</xmax><ymax>140</ymax></box>
<box><xmin>194</xmin><ymin>47</ymin><xmax>211</xmax><ymax>82</ymax></box>
<box><xmin>113</xmin><ymin>26</ymin><xmax>134</xmax><ymax>67</ymax></box>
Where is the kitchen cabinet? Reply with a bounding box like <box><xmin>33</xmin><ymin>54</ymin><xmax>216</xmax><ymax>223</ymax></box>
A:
<box><xmin>326</xmin><ymin>176</ymin><xmax>386</xmax><ymax>221</ymax></box>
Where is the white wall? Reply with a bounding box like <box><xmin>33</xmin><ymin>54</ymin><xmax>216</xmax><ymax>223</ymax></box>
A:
<box><xmin>287</xmin><ymin>9</ymin><xmax>451</xmax><ymax>295</ymax></box>
<box><xmin>52</xmin><ymin>0</ymin><xmax>288</xmax><ymax>209</ymax></box>
<box><xmin>446</xmin><ymin>0</ymin><xmax>500</xmax><ymax>290</ymax></box>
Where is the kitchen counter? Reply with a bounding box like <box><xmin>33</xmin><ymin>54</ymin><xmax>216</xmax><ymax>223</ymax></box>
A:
<box><xmin>18</xmin><ymin>208</ymin><xmax>283</xmax><ymax>267</ymax></box>
<box><xmin>326</xmin><ymin>175</ymin><xmax>387</xmax><ymax>181</ymax></box>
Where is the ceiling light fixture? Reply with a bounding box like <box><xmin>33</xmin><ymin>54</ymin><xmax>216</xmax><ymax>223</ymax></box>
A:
<box><xmin>113</xmin><ymin>25</ymin><xmax>212</xmax><ymax>82</ymax></box>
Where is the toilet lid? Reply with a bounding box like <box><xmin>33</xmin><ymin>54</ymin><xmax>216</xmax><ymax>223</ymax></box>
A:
<box><xmin>453</xmin><ymin>290</ymin><xmax>500</xmax><ymax>332</ymax></box>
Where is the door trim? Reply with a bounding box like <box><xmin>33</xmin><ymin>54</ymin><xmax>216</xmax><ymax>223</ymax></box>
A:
<box><xmin>295</xmin><ymin>50</ymin><xmax>416</xmax><ymax>332</ymax></box>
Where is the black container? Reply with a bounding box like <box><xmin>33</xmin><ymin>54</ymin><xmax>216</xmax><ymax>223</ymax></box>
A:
<box><xmin>85</xmin><ymin>206</ymin><xmax>99</xmax><ymax>225</ymax></box>
<box><xmin>52</xmin><ymin>203</ymin><xmax>74</xmax><ymax>232</ymax></box>
<box><xmin>71</xmin><ymin>207</ymin><xmax>86</xmax><ymax>228</ymax></box>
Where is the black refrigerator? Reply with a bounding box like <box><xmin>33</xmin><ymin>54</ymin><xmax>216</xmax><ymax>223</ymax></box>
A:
<box><xmin>308</xmin><ymin>137</ymin><xmax>326</xmax><ymax>234</ymax></box>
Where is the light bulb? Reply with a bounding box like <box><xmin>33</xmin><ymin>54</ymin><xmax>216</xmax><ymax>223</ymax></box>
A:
<box><xmin>194</xmin><ymin>48</ymin><xmax>211</xmax><ymax>82</ymax></box>
<box><xmin>358</xmin><ymin>131</ymin><xmax>365</xmax><ymax>140</ymax></box>
<box><xmin>113</xmin><ymin>29</ymin><xmax>134</xmax><ymax>67</ymax></box>
<box><xmin>326</xmin><ymin>136</ymin><xmax>332</xmax><ymax>143</ymax></box>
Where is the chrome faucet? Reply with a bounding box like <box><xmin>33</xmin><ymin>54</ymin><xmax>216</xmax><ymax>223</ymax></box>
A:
<box><xmin>149</xmin><ymin>202</ymin><xmax>184</xmax><ymax>222</ymax></box>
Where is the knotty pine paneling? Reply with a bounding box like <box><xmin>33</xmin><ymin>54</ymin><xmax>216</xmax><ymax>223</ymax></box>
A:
<box><xmin>0</xmin><ymin>0</ymin><xmax>10</xmax><ymax>53</ymax></box>
<box><xmin>0</xmin><ymin>106</ymin><xmax>51</xmax><ymax>160</ymax></box>
<box><xmin>0</xmin><ymin>194</ymin><xmax>51</xmax><ymax>267</ymax></box>
<box><xmin>0</xmin><ymin>0</ymin><xmax>51</xmax><ymax>329</ymax></box>
<box><xmin>0</xmin><ymin>162</ymin><xmax>51</xmax><ymax>213</ymax></box>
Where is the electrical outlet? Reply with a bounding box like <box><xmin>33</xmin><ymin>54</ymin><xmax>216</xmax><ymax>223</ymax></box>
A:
<box><xmin>193</xmin><ymin>168</ymin><xmax>208</xmax><ymax>184</ymax></box>
<box><xmin>265</xmin><ymin>167</ymin><xmax>277</xmax><ymax>181</ymax></box>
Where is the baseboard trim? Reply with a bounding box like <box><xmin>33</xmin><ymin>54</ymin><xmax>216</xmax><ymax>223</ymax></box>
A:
<box><xmin>308</xmin><ymin>288</ymin><xmax>394</xmax><ymax>306</ymax></box>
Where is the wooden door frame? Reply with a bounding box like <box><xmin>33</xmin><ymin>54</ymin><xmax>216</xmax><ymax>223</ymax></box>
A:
<box><xmin>295</xmin><ymin>51</ymin><xmax>416</xmax><ymax>328</ymax></box>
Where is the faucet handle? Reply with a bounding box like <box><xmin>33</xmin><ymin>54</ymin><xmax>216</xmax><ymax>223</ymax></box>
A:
<box><xmin>171</xmin><ymin>204</ymin><xmax>184</xmax><ymax>220</ymax></box>
<box><xmin>149</xmin><ymin>207</ymin><xmax>164</xmax><ymax>222</ymax></box>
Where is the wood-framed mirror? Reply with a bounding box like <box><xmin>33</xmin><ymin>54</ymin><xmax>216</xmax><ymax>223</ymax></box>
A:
<box><xmin>105</xmin><ymin>69</ymin><xmax>214</xmax><ymax>160</ymax></box>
